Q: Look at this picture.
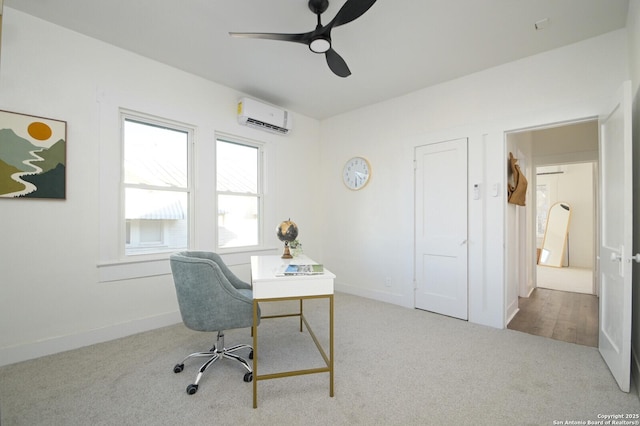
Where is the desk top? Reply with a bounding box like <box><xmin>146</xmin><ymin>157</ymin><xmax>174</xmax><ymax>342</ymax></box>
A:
<box><xmin>250</xmin><ymin>255</ymin><xmax>335</xmax><ymax>299</ymax></box>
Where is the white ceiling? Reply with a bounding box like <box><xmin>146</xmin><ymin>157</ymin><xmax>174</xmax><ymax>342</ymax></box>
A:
<box><xmin>4</xmin><ymin>0</ymin><xmax>630</xmax><ymax>119</ymax></box>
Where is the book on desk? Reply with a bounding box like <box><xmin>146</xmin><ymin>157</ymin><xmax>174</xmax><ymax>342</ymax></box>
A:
<box><xmin>278</xmin><ymin>264</ymin><xmax>324</xmax><ymax>276</ymax></box>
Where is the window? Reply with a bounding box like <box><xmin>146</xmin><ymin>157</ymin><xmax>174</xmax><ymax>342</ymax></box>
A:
<box><xmin>216</xmin><ymin>138</ymin><xmax>262</xmax><ymax>249</ymax></box>
<box><xmin>536</xmin><ymin>183</ymin><xmax>549</xmax><ymax>237</ymax></box>
<box><xmin>122</xmin><ymin>115</ymin><xmax>191</xmax><ymax>256</ymax></box>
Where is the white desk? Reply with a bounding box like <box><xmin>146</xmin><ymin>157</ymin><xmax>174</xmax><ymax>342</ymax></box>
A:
<box><xmin>250</xmin><ymin>255</ymin><xmax>335</xmax><ymax>408</ymax></box>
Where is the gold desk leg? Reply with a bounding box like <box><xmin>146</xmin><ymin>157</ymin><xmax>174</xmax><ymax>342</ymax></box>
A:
<box><xmin>329</xmin><ymin>294</ymin><xmax>334</xmax><ymax>397</ymax></box>
<box><xmin>252</xmin><ymin>299</ymin><xmax>258</xmax><ymax>408</ymax></box>
<box><xmin>299</xmin><ymin>299</ymin><xmax>303</xmax><ymax>332</ymax></box>
<box><xmin>251</xmin><ymin>294</ymin><xmax>333</xmax><ymax>407</ymax></box>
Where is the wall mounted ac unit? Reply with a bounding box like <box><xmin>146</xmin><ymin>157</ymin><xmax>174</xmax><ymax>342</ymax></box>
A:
<box><xmin>237</xmin><ymin>97</ymin><xmax>292</xmax><ymax>135</ymax></box>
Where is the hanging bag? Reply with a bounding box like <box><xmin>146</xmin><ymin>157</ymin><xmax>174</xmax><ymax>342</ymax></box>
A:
<box><xmin>507</xmin><ymin>152</ymin><xmax>527</xmax><ymax>206</ymax></box>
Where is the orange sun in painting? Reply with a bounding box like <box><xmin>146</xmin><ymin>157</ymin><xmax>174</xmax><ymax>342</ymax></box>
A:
<box><xmin>27</xmin><ymin>121</ymin><xmax>53</xmax><ymax>141</ymax></box>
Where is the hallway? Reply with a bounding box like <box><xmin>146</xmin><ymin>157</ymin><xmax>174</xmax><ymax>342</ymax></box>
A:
<box><xmin>507</xmin><ymin>288</ymin><xmax>598</xmax><ymax>347</ymax></box>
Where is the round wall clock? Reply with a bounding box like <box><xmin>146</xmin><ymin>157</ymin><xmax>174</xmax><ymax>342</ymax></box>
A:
<box><xmin>342</xmin><ymin>156</ymin><xmax>371</xmax><ymax>190</ymax></box>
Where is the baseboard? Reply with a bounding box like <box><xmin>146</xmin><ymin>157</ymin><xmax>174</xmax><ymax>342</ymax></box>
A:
<box><xmin>0</xmin><ymin>311</ymin><xmax>182</xmax><ymax>368</ymax></box>
<box><xmin>335</xmin><ymin>282</ymin><xmax>412</xmax><ymax>308</ymax></box>
<box><xmin>505</xmin><ymin>298</ymin><xmax>519</xmax><ymax>325</ymax></box>
<box><xmin>506</xmin><ymin>307</ymin><xmax>520</xmax><ymax>325</ymax></box>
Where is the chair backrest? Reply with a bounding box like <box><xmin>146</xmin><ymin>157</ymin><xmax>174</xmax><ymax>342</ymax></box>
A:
<box><xmin>205</xmin><ymin>251</ymin><xmax>252</xmax><ymax>291</ymax></box>
<box><xmin>169</xmin><ymin>251</ymin><xmax>255</xmax><ymax>332</ymax></box>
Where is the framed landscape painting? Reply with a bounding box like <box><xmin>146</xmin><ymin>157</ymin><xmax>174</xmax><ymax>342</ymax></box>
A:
<box><xmin>0</xmin><ymin>110</ymin><xmax>66</xmax><ymax>199</ymax></box>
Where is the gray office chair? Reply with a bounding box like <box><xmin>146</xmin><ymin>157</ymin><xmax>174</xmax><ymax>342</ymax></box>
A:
<box><xmin>169</xmin><ymin>251</ymin><xmax>260</xmax><ymax>395</ymax></box>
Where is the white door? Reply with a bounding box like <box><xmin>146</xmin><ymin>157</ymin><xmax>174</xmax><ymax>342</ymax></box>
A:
<box><xmin>599</xmin><ymin>81</ymin><xmax>633</xmax><ymax>392</ymax></box>
<box><xmin>415</xmin><ymin>138</ymin><xmax>468</xmax><ymax>320</ymax></box>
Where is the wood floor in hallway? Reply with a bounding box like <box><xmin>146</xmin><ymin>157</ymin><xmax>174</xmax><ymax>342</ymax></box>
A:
<box><xmin>507</xmin><ymin>288</ymin><xmax>598</xmax><ymax>347</ymax></box>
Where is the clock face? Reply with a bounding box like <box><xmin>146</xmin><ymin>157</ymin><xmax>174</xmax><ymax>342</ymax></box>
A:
<box><xmin>343</xmin><ymin>157</ymin><xmax>371</xmax><ymax>190</ymax></box>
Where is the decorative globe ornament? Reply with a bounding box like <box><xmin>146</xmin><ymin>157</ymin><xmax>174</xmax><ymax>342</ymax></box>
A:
<box><xmin>276</xmin><ymin>219</ymin><xmax>299</xmax><ymax>259</ymax></box>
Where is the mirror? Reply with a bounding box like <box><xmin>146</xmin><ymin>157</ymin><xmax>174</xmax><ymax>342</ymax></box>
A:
<box><xmin>539</xmin><ymin>202</ymin><xmax>571</xmax><ymax>267</ymax></box>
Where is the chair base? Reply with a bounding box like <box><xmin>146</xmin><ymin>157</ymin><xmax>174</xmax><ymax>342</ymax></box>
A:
<box><xmin>173</xmin><ymin>330</ymin><xmax>253</xmax><ymax>394</ymax></box>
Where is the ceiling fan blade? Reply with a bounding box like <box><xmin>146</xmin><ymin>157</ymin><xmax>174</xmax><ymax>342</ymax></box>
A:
<box><xmin>229</xmin><ymin>31</ymin><xmax>312</xmax><ymax>45</ymax></box>
<box><xmin>325</xmin><ymin>48</ymin><xmax>351</xmax><ymax>77</ymax></box>
<box><xmin>230</xmin><ymin>1</ymin><xmax>376</xmax><ymax>78</ymax></box>
<box><xmin>330</xmin><ymin>0</ymin><xmax>377</xmax><ymax>28</ymax></box>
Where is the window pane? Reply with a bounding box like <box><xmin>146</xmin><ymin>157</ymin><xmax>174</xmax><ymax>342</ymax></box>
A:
<box><xmin>216</xmin><ymin>140</ymin><xmax>258</xmax><ymax>193</ymax></box>
<box><xmin>218</xmin><ymin>194</ymin><xmax>258</xmax><ymax>248</ymax></box>
<box><xmin>125</xmin><ymin>188</ymin><xmax>188</xmax><ymax>255</ymax></box>
<box><xmin>124</xmin><ymin>119</ymin><xmax>188</xmax><ymax>187</ymax></box>
<box><xmin>536</xmin><ymin>184</ymin><xmax>549</xmax><ymax>236</ymax></box>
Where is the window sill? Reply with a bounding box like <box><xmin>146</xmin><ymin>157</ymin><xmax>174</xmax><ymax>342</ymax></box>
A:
<box><xmin>97</xmin><ymin>246</ymin><xmax>279</xmax><ymax>282</ymax></box>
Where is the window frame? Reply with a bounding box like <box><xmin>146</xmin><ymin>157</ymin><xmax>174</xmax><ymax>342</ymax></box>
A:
<box><xmin>99</xmin><ymin>103</ymin><xmax>276</xmax><ymax>282</ymax></box>
<box><xmin>215</xmin><ymin>135</ymin><xmax>265</xmax><ymax>252</ymax></box>
<box><xmin>120</xmin><ymin>111</ymin><xmax>194</xmax><ymax>259</ymax></box>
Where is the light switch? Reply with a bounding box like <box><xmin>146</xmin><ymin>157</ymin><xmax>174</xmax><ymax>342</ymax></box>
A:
<box><xmin>491</xmin><ymin>183</ymin><xmax>500</xmax><ymax>197</ymax></box>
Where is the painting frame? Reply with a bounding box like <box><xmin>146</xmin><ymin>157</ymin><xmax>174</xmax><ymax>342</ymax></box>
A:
<box><xmin>0</xmin><ymin>109</ymin><xmax>67</xmax><ymax>199</ymax></box>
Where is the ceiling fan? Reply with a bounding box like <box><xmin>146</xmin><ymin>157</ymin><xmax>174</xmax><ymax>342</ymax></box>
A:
<box><xmin>229</xmin><ymin>0</ymin><xmax>378</xmax><ymax>78</ymax></box>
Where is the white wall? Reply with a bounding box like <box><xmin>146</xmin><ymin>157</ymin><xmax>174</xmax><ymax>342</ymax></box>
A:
<box><xmin>531</xmin><ymin>121</ymin><xmax>599</xmax><ymax>164</ymax></box>
<box><xmin>321</xmin><ymin>29</ymin><xmax>629</xmax><ymax>329</ymax></box>
<box><xmin>0</xmin><ymin>8</ymin><xmax>322</xmax><ymax>366</ymax></box>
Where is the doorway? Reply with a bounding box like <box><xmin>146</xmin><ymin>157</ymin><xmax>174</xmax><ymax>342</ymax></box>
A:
<box><xmin>505</xmin><ymin>119</ymin><xmax>599</xmax><ymax>347</ymax></box>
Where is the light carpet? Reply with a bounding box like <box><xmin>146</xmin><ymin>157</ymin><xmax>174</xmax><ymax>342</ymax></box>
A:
<box><xmin>0</xmin><ymin>293</ymin><xmax>638</xmax><ymax>425</ymax></box>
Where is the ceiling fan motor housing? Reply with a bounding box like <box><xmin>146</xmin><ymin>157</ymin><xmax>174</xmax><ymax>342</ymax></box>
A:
<box><xmin>309</xmin><ymin>0</ymin><xmax>330</xmax><ymax>15</ymax></box>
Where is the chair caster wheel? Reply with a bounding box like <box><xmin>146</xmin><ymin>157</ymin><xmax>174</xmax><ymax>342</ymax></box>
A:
<box><xmin>186</xmin><ymin>384</ymin><xmax>198</xmax><ymax>395</ymax></box>
<box><xmin>173</xmin><ymin>363</ymin><xmax>184</xmax><ymax>373</ymax></box>
<box><xmin>243</xmin><ymin>372</ymin><xmax>253</xmax><ymax>382</ymax></box>
<box><xmin>249</xmin><ymin>350</ymin><xmax>254</xmax><ymax>360</ymax></box>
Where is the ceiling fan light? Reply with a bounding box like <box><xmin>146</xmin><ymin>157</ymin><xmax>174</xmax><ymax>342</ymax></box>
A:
<box><xmin>309</xmin><ymin>37</ymin><xmax>331</xmax><ymax>53</ymax></box>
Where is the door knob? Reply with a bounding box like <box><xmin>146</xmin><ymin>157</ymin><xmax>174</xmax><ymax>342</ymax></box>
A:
<box><xmin>610</xmin><ymin>252</ymin><xmax>622</xmax><ymax>262</ymax></box>
<box><xmin>631</xmin><ymin>253</ymin><xmax>640</xmax><ymax>263</ymax></box>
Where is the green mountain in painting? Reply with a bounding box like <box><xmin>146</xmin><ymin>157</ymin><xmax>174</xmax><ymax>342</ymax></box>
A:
<box><xmin>37</xmin><ymin>139</ymin><xmax>66</xmax><ymax>173</ymax></box>
<box><xmin>0</xmin><ymin>129</ymin><xmax>39</xmax><ymax>171</ymax></box>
